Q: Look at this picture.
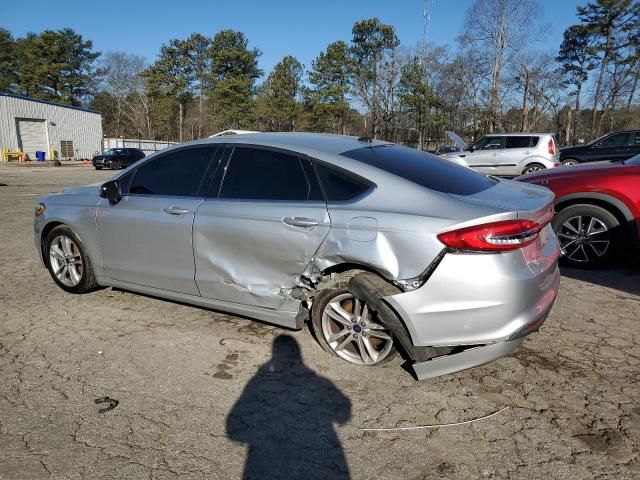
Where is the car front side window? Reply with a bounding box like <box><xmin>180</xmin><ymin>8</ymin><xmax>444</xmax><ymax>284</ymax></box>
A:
<box><xmin>596</xmin><ymin>133</ymin><xmax>629</xmax><ymax>148</ymax></box>
<box><xmin>129</xmin><ymin>146</ymin><xmax>217</xmax><ymax>197</ymax></box>
<box><xmin>473</xmin><ymin>137</ymin><xmax>503</xmax><ymax>150</ymax></box>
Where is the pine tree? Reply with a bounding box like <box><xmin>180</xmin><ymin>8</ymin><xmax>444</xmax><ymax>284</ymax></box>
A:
<box><xmin>307</xmin><ymin>41</ymin><xmax>352</xmax><ymax>134</ymax></box>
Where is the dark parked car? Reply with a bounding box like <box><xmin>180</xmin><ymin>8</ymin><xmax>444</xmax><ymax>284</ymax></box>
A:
<box><xmin>559</xmin><ymin>130</ymin><xmax>640</xmax><ymax>166</ymax></box>
<box><xmin>518</xmin><ymin>154</ymin><xmax>640</xmax><ymax>268</ymax></box>
<box><xmin>428</xmin><ymin>146</ymin><xmax>459</xmax><ymax>156</ymax></box>
<box><xmin>93</xmin><ymin>148</ymin><xmax>145</xmax><ymax>170</ymax></box>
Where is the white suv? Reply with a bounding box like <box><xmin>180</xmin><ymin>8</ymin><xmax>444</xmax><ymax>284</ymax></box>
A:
<box><xmin>444</xmin><ymin>133</ymin><xmax>560</xmax><ymax>177</ymax></box>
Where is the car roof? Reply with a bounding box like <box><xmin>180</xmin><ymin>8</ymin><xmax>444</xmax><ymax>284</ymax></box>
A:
<box><xmin>202</xmin><ymin>132</ymin><xmax>391</xmax><ymax>155</ymax></box>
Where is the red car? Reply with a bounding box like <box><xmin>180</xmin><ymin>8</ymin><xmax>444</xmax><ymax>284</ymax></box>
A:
<box><xmin>518</xmin><ymin>155</ymin><xmax>640</xmax><ymax>268</ymax></box>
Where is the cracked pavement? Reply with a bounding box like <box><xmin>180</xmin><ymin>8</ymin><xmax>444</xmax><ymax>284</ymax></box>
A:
<box><xmin>0</xmin><ymin>164</ymin><xmax>638</xmax><ymax>479</ymax></box>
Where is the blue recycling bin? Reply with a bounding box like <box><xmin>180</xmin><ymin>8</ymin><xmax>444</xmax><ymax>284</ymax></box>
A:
<box><xmin>35</xmin><ymin>151</ymin><xmax>46</xmax><ymax>162</ymax></box>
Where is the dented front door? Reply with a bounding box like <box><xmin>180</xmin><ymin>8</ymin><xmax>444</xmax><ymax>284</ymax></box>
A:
<box><xmin>192</xmin><ymin>146</ymin><xmax>330</xmax><ymax>311</ymax></box>
<box><xmin>193</xmin><ymin>200</ymin><xmax>330</xmax><ymax>310</ymax></box>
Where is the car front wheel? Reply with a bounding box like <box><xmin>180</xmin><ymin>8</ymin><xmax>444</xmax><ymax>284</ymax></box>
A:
<box><xmin>552</xmin><ymin>204</ymin><xmax>619</xmax><ymax>268</ymax></box>
<box><xmin>561</xmin><ymin>159</ymin><xmax>578</xmax><ymax>166</ymax></box>
<box><xmin>44</xmin><ymin>225</ymin><xmax>97</xmax><ymax>293</ymax></box>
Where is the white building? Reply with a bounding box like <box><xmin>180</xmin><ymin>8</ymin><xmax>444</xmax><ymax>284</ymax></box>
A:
<box><xmin>0</xmin><ymin>93</ymin><xmax>102</xmax><ymax>160</ymax></box>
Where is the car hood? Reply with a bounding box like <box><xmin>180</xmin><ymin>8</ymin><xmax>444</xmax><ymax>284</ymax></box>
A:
<box><xmin>62</xmin><ymin>183</ymin><xmax>102</xmax><ymax>194</ymax></box>
<box><xmin>451</xmin><ymin>178</ymin><xmax>554</xmax><ymax>220</ymax></box>
<box><xmin>444</xmin><ymin>130</ymin><xmax>467</xmax><ymax>150</ymax></box>
<box><xmin>517</xmin><ymin>161</ymin><xmax>623</xmax><ymax>183</ymax></box>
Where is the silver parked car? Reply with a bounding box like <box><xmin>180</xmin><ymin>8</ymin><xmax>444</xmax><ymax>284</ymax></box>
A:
<box><xmin>34</xmin><ymin>133</ymin><xmax>560</xmax><ymax>379</ymax></box>
<box><xmin>445</xmin><ymin>132</ymin><xmax>560</xmax><ymax>177</ymax></box>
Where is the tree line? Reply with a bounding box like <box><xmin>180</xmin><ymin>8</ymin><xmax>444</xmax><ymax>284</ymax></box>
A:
<box><xmin>1</xmin><ymin>0</ymin><xmax>638</xmax><ymax>148</ymax></box>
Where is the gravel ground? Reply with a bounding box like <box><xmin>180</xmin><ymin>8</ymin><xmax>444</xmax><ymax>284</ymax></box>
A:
<box><xmin>0</xmin><ymin>164</ymin><xmax>638</xmax><ymax>480</ymax></box>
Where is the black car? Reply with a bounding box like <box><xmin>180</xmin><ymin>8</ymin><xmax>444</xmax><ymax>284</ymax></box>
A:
<box><xmin>93</xmin><ymin>148</ymin><xmax>145</xmax><ymax>170</ymax></box>
<box><xmin>428</xmin><ymin>146</ymin><xmax>459</xmax><ymax>155</ymax></box>
<box><xmin>559</xmin><ymin>130</ymin><xmax>640</xmax><ymax>166</ymax></box>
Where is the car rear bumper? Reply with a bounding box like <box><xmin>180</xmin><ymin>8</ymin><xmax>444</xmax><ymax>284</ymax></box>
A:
<box><xmin>383</xmin><ymin>226</ymin><xmax>560</xmax><ymax>376</ymax></box>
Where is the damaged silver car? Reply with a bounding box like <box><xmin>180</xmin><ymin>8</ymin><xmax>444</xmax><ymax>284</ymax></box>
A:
<box><xmin>34</xmin><ymin>133</ymin><xmax>560</xmax><ymax>379</ymax></box>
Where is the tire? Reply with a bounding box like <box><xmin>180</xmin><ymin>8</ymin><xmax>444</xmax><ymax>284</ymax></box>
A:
<box><xmin>552</xmin><ymin>204</ymin><xmax>620</xmax><ymax>268</ymax></box>
<box><xmin>522</xmin><ymin>163</ymin><xmax>546</xmax><ymax>175</ymax></box>
<box><xmin>311</xmin><ymin>271</ymin><xmax>400</xmax><ymax>367</ymax></box>
<box><xmin>94</xmin><ymin>166</ymin><xmax>102</xmax><ymax>170</ymax></box>
<box><xmin>44</xmin><ymin>225</ymin><xmax>97</xmax><ymax>293</ymax></box>
<box><xmin>562</xmin><ymin>159</ymin><xmax>578</xmax><ymax>166</ymax></box>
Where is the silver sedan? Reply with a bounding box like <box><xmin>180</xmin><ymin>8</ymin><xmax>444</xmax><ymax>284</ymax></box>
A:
<box><xmin>34</xmin><ymin>133</ymin><xmax>560</xmax><ymax>379</ymax></box>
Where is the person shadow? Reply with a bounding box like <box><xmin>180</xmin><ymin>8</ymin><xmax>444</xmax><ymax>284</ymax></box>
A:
<box><xmin>226</xmin><ymin>335</ymin><xmax>351</xmax><ymax>480</ymax></box>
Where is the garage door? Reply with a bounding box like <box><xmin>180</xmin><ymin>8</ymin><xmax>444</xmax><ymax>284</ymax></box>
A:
<box><xmin>17</xmin><ymin>119</ymin><xmax>48</xmax><ymax>160</ymax></box>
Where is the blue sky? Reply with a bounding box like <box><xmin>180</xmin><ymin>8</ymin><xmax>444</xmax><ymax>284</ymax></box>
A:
<box><xmin>1</xmin><ymin>0</ymin><xmax>585</xmax><ymax>75</ymax></box>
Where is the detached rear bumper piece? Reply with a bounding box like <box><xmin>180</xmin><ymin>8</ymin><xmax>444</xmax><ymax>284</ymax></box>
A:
<box><xmin>410</xmin><ymin>303</ymin><xmax>553</xmax><ymax>380</ymax></box>
<box><xmin>412</xmin><ymin>339</ymin><xmax>525</xmax><ymax>380</ymax></box>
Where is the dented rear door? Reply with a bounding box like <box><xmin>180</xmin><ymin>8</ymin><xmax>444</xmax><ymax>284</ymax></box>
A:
<box><xmin>192</xmin><ymin>146</ymin><xmax>330</xmax><ymax>311</ymax></box>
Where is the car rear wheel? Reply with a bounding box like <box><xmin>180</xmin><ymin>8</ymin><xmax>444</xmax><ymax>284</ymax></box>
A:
<box><xmin>562</xmin><ymin>159</ymin><xmax>578</xmax><ymax>166</ymax></box>
<box><xmin>44</xmin><ymin>225</ymin><xmax>97</xmax><ymax>293</ymax></box>
<box><xmin>311</xmin><ymin>272</ymin><xmax>399</xmax><ymax>366</ymax></box>
<box><xmin>553</xmin><ymin>204</ymin><xmax>619</xmax><ymax>268</ymax></box>
<box><xmin>94</xmin><ymin>166</ymin><xmax>102</xmax><ymax>170</ymax></box>
<box><xmin>522</xmin><ymin>163</ymin><xmax>546</xmax><ymax>175</ymax></box>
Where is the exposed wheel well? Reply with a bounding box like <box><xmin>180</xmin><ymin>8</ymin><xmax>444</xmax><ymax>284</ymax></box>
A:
<box><xmin>554</xmin><ymin>198</ymin><xmax>634</xmax><ymax>241</ymax></box>
<box><xmin>320</xmin><ymin>262</ymin><xmax>391</xmax><ymax>282</ymax></box>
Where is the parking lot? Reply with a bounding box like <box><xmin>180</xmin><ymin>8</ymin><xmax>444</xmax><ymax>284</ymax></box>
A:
<box><xmin>0</xmin><ymin>163</ymin><xmax>638</xmax><ymax>479</ymax></box>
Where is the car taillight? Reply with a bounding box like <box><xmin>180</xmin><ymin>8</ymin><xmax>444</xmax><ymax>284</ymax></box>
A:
<box><xmin>437</xmin><ymin>219</ymin><xmax>544</xmax><ymax>252</ymax></box>
<box><xmin>548</xmin><ymin>139</ymin><xmax>555</xmax><ymax>156</ymax></box>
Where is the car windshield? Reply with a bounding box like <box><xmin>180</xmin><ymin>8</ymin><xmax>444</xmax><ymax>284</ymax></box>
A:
<box><xmin>624</xmin><ymin>154</ymin><xmax>640</xmax><ymax>165</ymax></box>
<box><xmin>341</xmin><ymin>145</ymin><xmax>497</xmax><ymax>195</ymax></box>
<box><xmin>103</xmin><ymin>149</ymin><xmax>117</xmax><ymax>156</ymax></box>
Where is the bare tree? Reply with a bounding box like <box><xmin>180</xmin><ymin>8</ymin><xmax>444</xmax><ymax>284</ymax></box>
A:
<box><xmin>458</xmin><ymin>0</ymin><xmax>540</xmax><ymax>133</ymax></box>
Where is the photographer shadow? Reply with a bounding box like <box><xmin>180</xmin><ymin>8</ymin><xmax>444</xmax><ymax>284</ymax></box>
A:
<box><xmin>226</xmin><ymin>335</ymin><xmax>351</xmax><ymax>480</ymax></box>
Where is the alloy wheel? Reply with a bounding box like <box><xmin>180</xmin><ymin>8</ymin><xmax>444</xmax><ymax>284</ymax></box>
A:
<box><xmin>321</xmin><ymin>293</ymin><xmax>394</xmax><ymax>365</ymax></box>
<box><xmin>49</xmin><ymin>235</ymin><xmax>84</xmax><ymax>286</ymax></box>
<box><xmin>523</xmin><ymin>165</ymin><xmax>544</xmax><ymax>174</ymax></box>
<box><xmin>562</xmin><ymin>160</ymin><xmax>578</xmax><ymax>166</ymax></box>
<box><xmin>557</xmin><ymin>215</ymin><xmax>610</xmax><ymax>263</ymax></box>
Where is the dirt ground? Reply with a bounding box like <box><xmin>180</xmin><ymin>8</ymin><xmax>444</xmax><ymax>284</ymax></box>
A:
<box><xmin>0</xmin><ymin>163</ymin><xmax>638</xmax><ymax>480</ymax></box>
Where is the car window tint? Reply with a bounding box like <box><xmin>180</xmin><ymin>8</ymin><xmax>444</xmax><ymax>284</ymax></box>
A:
<box><xmin>300</xmin><ymin>158</ymin><xmax>325</xmax><ymax>201</ymax></box>
<box><xmin>597</xmin><ymin>133</ymin><xmax>629</xmax><ymax>148</ymax></box>
<box><xmin>219</xmin><ymin>148</ymin><xmax>311</xmax><ymax>201</ymax></box>
<box><xmin>342</xmin><ymin>145</ymin><xmax>496</xmax><ymax>195</ymax></box>
<box><xmin>505</xmin><ymin>136</ymin><xmax>532</xmax><ymax>149</ymax></box>
<box><xmin>117</xmin><ymin>170</ymin><xmax>135</xmax><ymax>194</ymax></box>
<box><xmin>314</xmin><ymin>163</ymin><xmax>370</xmax><ymax>201</ymax></box>
<box><xmin>129</xmin><ymin>147</ymin><xmax>215</xmax><ymax>196</ymax></box>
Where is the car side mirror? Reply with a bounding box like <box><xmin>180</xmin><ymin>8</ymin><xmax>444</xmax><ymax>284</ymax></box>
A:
<box><xmin>468</xmin><ymin>146</ymin><xmax>475</xmax><ymax>152</ymax></box>
<box><xmin>100</xmin><ymin>180</ymin><xmax>122</xmax><ymax>204</ymax></box>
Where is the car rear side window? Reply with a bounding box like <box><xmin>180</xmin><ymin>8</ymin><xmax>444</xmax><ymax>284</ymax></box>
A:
<box><xmin>314</xmin><ymin>163</ymin><xmax>370</xmax><ymax>201</ymax></box>
<box><xmin>505</xmin><ymin>136</ymin><xmax>537</xmax><ymax>149</ymax></box>
<box><xmin>342</xmin><ymin>145</ymin><xmax>496</xmax><ymax>195</ymax></box>
<box><xmin>129</xmin><ymin>146</ymin><xmax>215</xmax><ymax>197</ymax></box>
<box><xmin>219</xmin><ymin>147</ymin><xmax>318</xmax><ymax>201</ymax></box>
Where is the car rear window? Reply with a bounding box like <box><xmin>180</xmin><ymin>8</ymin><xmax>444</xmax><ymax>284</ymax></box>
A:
<box><xmin>341</xmin><ymin>145</ymin><xmax>496</xmax><ymax>195</ymax></box>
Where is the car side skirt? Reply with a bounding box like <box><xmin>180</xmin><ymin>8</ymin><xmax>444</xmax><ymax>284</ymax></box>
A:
<box><xmin>97</xmin><ymin>277</ymin><xmax>301</xmax><ymax>329</ymax></box>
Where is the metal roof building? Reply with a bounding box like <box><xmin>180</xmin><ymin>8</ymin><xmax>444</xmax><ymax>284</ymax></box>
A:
<box><xmin>0</xmin><ymin>93</ymin><xmax>102</xmax><ymax>161</ymax></box>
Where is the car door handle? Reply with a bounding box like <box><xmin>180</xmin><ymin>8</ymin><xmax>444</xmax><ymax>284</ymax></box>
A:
<box><xmin>282</xmin><ymin>216</ymin><xmax>319</xmax><ymax>227</ymax></box>
<box><xmin>162</xmin><ymin>206</ymin><xmax>191</xmax><ymax>215</ymax></box>
<box><xmin>523</xmin><ymin>151</ymin><xmax>531</xmax><ymax>154</ymax></box>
